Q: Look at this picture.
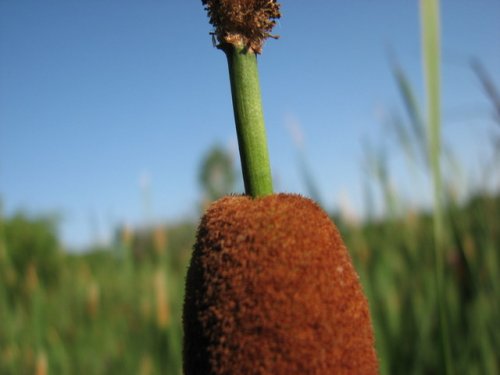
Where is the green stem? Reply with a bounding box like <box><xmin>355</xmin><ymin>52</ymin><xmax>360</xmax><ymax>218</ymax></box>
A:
<box><xmin>223</xmin><ymin>44</ymin><xmax>273</xmax><ymax>198</ymax></box>
<box><xmin>420</xmin><ymin>1</ymin><xmax>453</xmax><ymax>374</ymax></box>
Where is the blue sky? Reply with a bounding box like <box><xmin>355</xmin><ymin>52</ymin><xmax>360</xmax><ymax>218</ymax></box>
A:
<box><xmin>1</xmin><ymin>1</ymin><xmax>499</xmax><ymax>249</ymax></box>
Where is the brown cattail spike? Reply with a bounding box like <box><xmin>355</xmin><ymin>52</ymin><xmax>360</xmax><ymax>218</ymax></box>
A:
<box><xmin>183</xmin><ymin>194</ymin><xmax>379</xmax><ymax>374</ymax></box>
<box><xmin>202</xmin><ymin>0</ymin><xmax>281</xmax><ymax>53</ymax></box>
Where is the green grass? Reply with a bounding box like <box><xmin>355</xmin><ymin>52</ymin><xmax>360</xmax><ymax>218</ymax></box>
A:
<box><xmin>0</xmin><ymin>191</ymin><xmax>499</xmax><ymax>374</ymax></box>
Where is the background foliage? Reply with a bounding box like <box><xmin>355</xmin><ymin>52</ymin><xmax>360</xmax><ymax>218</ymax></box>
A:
<box><xmin>0</xmin><ymin>150</ymin><xmax>498</xmax><ymax>375</ymax></box>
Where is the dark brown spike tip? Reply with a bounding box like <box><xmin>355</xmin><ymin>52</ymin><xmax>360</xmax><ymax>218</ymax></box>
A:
<box><xmin>202</xmin><ymin>0</ymin><xmax>281</xmax><ymax>53</ymax></box>
<box><xmin>183</xmin><ymin>194</ymin><xmax>379</xmax><ymax>374</ymax></box>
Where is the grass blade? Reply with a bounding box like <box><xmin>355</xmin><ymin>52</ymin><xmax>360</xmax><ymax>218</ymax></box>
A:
<box><xmin>420</xmin><ymin>0</ymin><xmax>454</xmax><ymax>374</ymax></box>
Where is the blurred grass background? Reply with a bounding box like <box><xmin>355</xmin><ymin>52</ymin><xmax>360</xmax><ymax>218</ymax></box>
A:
<box><xmin>1</xmin><ymin>144</ymin><xmax>498</xmax><ymax>374</ymax></box>
<box><xmin>1</xmin><ymin>78</ymin><xmax>498</xmax><ymax>373</ymax></box>
<box><xmin>1</xmin><ymin>3</ymin><xmax>499</xmax><ymax>374</ymax></box>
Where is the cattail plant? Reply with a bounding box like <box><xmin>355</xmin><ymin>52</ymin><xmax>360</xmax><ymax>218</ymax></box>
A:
<box><xmin>86</xmin><ymin>280</ymin><xmax>100</xmax><ymax>319</ymax></box>
<box><xmin>183</xmin><ymin>1</ymin><xmax>378</xmax><ymax>373</ymax></box>
<box><xmin>153</xmin><ymin>226</ymin><xmax>168</xmax><ymax>258</ymax></box>
<box><xmin>154</xmin><ymin>268</ymin><xmax>170</xmax><ymax>330</ymax></box>
<box><xmin>35</xmin><ymin>351</ymin><xmax>48</xmax><ymax>375</ymax></box>
<box><xmin>25</xmin><ymin>262</ymin><xmax>39</xmax><ymax>296</ymax></box>
<box><xmin>138</xmin><ymin>355</ymin><xmax>154</xmax><ymax>375</ymax></box>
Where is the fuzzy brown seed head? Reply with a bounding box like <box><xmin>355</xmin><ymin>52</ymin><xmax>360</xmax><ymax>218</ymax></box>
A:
<box><xmin>183</xmin><ymin>194</ymin><xmax>378</xmax><ymax>374</ymax></box>
<box><xmin>202</xmin><ymin>0</ymin><xmax>281</xmax><ymax>53</ymax></box>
